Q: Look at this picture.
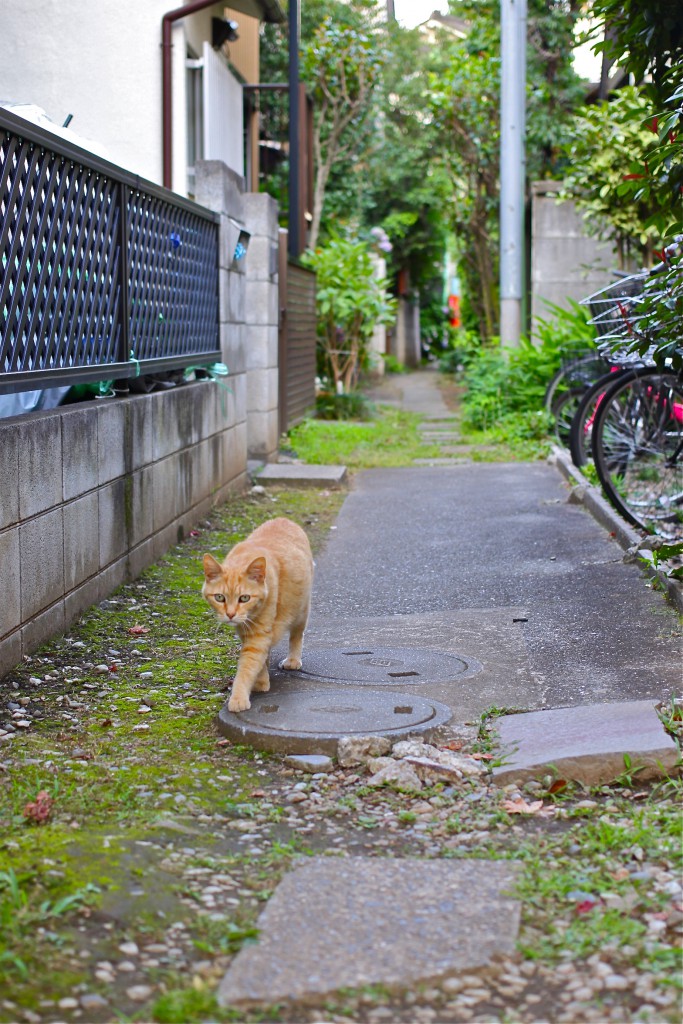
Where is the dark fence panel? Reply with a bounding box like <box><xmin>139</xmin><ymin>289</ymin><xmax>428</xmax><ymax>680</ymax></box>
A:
<box><xmin>0</xmin><ymin>108</ymin><xmax>220</xmax><ymax>396</ymax></box>
<box><xmin>284</xmin><ymin>260</ymin><xmax>317</xmax><ymax>429</ymax></box>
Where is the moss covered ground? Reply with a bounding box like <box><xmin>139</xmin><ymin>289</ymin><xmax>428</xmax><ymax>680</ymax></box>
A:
<box><xmin>0</xmin><ymin>467</ymin><xmax>681</xmax><ymax>1023</ymax></box>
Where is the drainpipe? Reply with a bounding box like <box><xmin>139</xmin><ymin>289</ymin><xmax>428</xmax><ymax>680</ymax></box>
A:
<box><xmin>162</xmin><ymin>0</ymin><xmax>221</xmax><ymax>191</ymax></box>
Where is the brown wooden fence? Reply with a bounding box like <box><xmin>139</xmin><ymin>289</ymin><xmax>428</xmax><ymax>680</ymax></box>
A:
<box><xmin>278</xmin><ymin>230</ymin><xmax>316</xmax><ymax>434</ymax></box>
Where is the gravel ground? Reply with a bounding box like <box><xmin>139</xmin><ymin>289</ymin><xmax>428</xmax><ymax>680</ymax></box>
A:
<box><xmin>0</xmin><ymin>489</ymin><xmax>681</xmax><ymax>1024</ymax></box>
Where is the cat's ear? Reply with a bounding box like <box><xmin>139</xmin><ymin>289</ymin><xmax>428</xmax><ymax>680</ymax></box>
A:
<box><xmin>203</xmin><ymin>554</ymin><xmax>223</xmax><ymax>581</ymax></box>
<box><xmin>246</xmin><ymin>556</ymin><xmax>266</xmax><ymax>584</ymax></box>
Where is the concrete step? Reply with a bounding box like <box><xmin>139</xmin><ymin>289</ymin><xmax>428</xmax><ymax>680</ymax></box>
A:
<box><xmin>253</xmin><ymin>463</ymin><xmax>348</xmax><ymax>488</ymax></box>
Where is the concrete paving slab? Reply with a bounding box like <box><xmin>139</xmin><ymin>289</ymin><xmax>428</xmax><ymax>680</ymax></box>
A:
<box><xmin>412</xmin><ymin>457</ymin><xmax>472</xmax><ymax>465</ymax></box>
<box><xmin>310</xmin><ymin>464</ymin><xmax>682</xmax><ymax>707</ymax></box>
<box><xmin>255</xmin><ymin>463</ymin><xmax>347</xmax><ymax>487</ymax></box>
<box><xmin>269</xmin><ymin>609</ymin><xmax>540</xmax><ymax>725</ymax></box>
<box><xmin>216</xmin><ymin>686</ymin><xmax>453</xmax><ymax>755</ymax></box>
<box><xmin>493</xmin><ymin>700</ymin><xmax>680</xmax><ymax>785</ymax></box>
<box><xmin>217</xmin><ymin>857</ymin><xmax>521</xmax><ymax>1006</ymax></box>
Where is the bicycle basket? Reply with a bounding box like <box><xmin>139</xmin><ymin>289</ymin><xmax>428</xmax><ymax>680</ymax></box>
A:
<box><xmin>581</xmin><ymin>273</ymin><xmax>647</xmax><ymax>322</ymax></box>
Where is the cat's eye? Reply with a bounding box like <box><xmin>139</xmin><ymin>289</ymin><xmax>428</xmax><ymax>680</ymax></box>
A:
<box><xmin>238</xmin><ymin>595</ymin><xmax>250</xmax><ymax>603</ymax></box>
<box><xmin>213</xmin><ymin>594</ymin><xmax>226</xmax><ymax>603</ymax></box>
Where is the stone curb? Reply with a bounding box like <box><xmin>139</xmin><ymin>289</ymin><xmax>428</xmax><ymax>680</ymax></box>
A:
<box><xmin>549</xmin><ymin>446</ymin><xmax>683</xmax><ymax>613</ymax></box>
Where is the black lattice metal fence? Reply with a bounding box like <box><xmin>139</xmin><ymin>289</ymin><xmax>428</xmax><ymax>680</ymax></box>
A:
<box><xmin>0</xmin><ymin>108</ymin><xmax>220</xmax><ymax>396</ymax></box>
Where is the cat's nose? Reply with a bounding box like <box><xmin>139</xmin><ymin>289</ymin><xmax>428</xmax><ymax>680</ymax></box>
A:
<box><xmin>227</xmin><ymin>610</ymin><xmax>236</xmax><ymax>620</ymax></box>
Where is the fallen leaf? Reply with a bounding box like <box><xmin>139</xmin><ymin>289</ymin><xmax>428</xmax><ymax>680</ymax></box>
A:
<box><xmin>128</xmin><ymin>625</ymin><xmax>150</xmax><ymax>636</ymax></box>
<box><xmin>250</xmin><ymin>789</ymin><xmax>266</xmax><ymax>798</ymax></box>
<box><xmin>216</xmin><ymin>739</ymin><xmax>229</xmax><ymax>746</ymax></box>
<box><xmin>471</xmin><ymin>752</ymin><xmax>494</xmax><ymax>761</ymax></box>
<box><xmin>23</xmin><ymin>790</ymin><xmax>53</xmax><ymax>824</ymax></box>
<box><xmin>503</xmin><ymin>798</ymin><xmax>545</xmax><ymax>815</ymax></box>
<box><xmin>442</xmin><ymin>741</ymin><xmax>464</xmax><ymax>751</ymax></box>
<box><xmin>547</xmin><ymin>779</ymin><xmax>568</xmax><ymax>795</ymax></box>
<box><xmin>190</xmin><ymin>529</ymin><xmax>201</xmax><ymax>538</ymax></box>
<box><xmin>575</xmin><ymin>899</ymin><xmax>600</xmax><ymax>915</ymax></box>
<box><xmin>610</xmin><ymin>868</ymin><xmax>630</xmax><ymax>881</ymax></box>
<box><xmin>109</xmin><ymin>663</ymin><xmax>118</xmax><ymax>673</ymax></box>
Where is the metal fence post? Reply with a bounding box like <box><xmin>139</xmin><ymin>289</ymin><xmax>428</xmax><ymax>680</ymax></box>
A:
<box><xmin>117</xmin><ymin>180</ymin><xmax>130</xmax><ymax>365</ymax></box>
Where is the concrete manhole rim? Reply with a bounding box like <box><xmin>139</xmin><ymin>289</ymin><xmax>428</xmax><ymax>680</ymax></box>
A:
<box><xmin>273</xmin><ymin>644</ymin><xmax>484</xmax><ymax>687</ymax></box>
<box><xmin>216</xmin><ymin>687</ymin><xmax>454</xmax><ymax>755</ymax></box>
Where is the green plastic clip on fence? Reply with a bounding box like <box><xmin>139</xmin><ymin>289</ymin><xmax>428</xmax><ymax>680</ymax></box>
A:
<box><xmin>129</xmin><ymin>351</ymin><xmax>141</xmax><ymax>377</ymax></box>
<box><xmin>184</xmin><ymin>363</ymin><xmax>232</xmax><ymax>415</ymax></box>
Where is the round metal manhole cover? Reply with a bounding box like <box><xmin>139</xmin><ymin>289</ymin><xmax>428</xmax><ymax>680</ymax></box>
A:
<box><xmin>216</xmin><ymin>687</ymin><xmax>453</xmax><ymax>755</ymax></box>
<box><xmin>277</xmin><ymin>646</ymin><xmax>482</xmax><ymax>686</ymax></box>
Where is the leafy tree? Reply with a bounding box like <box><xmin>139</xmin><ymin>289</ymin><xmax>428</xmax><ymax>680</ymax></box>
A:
<box><xmin>259</xmin><ymin>0</ymin><xmax>385</xmax><ymax>250</ymax></box>
<box><xmin>363</xmin><ymin>25</ymin><xmax>452</xmax><ymax>297</ymax></box>
<box><xmin>589</xmin><ymin>0</ymin><xmax>683</xmax><ymax>102</ymax></box>
<box><xmin>586</xmin><ymin>0</ymin><xmax>683</xmax><ymax>242</ymax></box>
<box><xmin>427</xmin><ymin>0</ymin><xmax>584</xmax><ymax>340</ymax></box>
<box><xmin>560</xmin><ymin>87</ymin><xmax>664</xmax><ymax>266</ymax></box>
<box><xmin>302</xmin><ymin>0</ymin><xmax>385</xmax><ymax>248</ymax></box>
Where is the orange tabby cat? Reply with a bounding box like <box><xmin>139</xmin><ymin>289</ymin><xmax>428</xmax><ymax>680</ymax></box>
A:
<box><xmin>202</xmin><ymin>518</ymin><xmax>313</xmax><ymax>713</ymax></box>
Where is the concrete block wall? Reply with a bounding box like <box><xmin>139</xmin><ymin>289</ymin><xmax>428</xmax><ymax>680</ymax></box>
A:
<box><xmin>0</xmin><ymin>158</ymin><xmax>283</xmax><ymax>679</ymax></box>
<box><xmin>531</xmin><ymin>180</ymin><xmax>617</xmax><ymax>329</ymax></box>
<box><xmin>0</xmin><ymin>382</ymin><xmax>247</xmax><ymax>677</ymax></box>
<box><xmin>242</xmin><ymin>193</ymin><xmax>281</xmax><ymax>460</ymax></box>
<box><xmin>196</xmin><ymin>162</ymin><xmax>280</xmax><ymax>462</ymax></box>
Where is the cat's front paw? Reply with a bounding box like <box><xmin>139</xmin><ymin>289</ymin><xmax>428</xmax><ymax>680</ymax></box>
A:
<box><xmin>227</xmin><ymin>693</ymin><xmax>251</xmax><ymax>713</ymax></box>
<box><xmin>279</xmin><ymin>656</ymin><xmax>302</xmax><ymax>671</ymax></box>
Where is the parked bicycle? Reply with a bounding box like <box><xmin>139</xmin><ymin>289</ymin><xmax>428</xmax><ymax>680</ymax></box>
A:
<box><xmin>576</xmin><ymin>247</ymin><xmax>683</xmax><ymax>537</ymax></box>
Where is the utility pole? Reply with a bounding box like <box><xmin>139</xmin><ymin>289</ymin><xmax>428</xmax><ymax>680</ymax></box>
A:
<box><xmin>288</xmin><ymin>0</ymin><xmax>301</xmax><ymax>258</ymax></box>
<box><xmin>499</xmin><ymin>0</ymin><xmax>527</xmax><ymax>347</ymax></box>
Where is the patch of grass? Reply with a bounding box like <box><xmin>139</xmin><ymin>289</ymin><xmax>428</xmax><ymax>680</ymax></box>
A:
<box><xmin>286</xmin><ymin>407</ymin><xmax>442</xmax><ymax>468</ymax></box>
<box><xmin>0</xmin><ymin>487</ymin><xmax>344</xmax><ymax>1016</ymax></box>
<box><xmin>152</xmin><ymin>987</ymin><xmax>227</xmax><ymax>1024</ymax></box>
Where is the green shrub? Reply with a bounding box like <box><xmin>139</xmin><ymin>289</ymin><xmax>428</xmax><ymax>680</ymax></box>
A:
<box><xmin>381</xmin><ymin>354</ymin><xmax>407</xmax><ymax>374</ymax></box>
<box><xmin>302</xmin><ymin>235</ymin><xmax>396</xmax><ymax>393</ymax></box>
<box><xmin>461</xmin><ymin>302</ymin><xmax>597</xmax><ymax>430</ymax></box>
<box><xmin>437</xmin><ymin>328</ymin><xmax>481</xmax><ymax>375</ymax></box>
<box><xmin>315</xmin><ymin>390</ymin><xmax>374</xmax><ymax>421</ymax></box>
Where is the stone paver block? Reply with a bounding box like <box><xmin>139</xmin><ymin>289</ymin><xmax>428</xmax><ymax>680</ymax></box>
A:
<box><xmin>218</xmin><ymin>857</ymin><xmax>521</xmax><ymax>1006</ymax></box>
<box><xmin>256</xmin><ymin>463</ymin><xmax>347</xmax><ymax>488</ymax></box>
<box><xmin>493</xmin><ymin>701</ymin><xmax>680</xmax><ymax>785</ymax></box>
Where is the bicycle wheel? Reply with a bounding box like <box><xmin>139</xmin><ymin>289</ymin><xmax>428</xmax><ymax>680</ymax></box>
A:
<box><xmin>568</xmin><ymin>369</ymin><xmax>626</xmax><ymax>468</ymax></box>
<box><xmin>544</xmin><ymin>353</ymin><xmax>608</xmax><ymax>414</ymax></box>
<box><xmin>553</xmin><ymin>387</ymin><xmax>585</xmax><ymax>448</ymax></box>
<box><xmin>591</xmin><ymin>367</ymin><xmax>683</xmax><ymax>536</ymax></box>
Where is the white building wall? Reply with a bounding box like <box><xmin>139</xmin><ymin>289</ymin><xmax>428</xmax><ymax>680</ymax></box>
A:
<box><xmin>0</xmin><ymin>0</ymin><xmax>240</xmax><ymax>195</ymax></box>
<box><xmin>203</xmin><ymin>42</ymin><xmax>244</xmax><ymax>177</ymax></box>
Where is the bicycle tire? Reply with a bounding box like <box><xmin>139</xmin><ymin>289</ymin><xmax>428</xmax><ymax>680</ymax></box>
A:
<box><xmin>568</xmin><ymin>369</ymin><xmax>627</xmax><ymax>468</ymax></box>
<box><xmin>591</xmin><ymin>366</ymin><xmax>683</xmax><ymax>536</ymax></box>
<box><xmin>553</xmin><ymin>387</ymin><xmax>586</xmax><ymax>448</ymax></box>
<box><xmin>543</xmin><ymin>353</ymin><xmax>607</xmax><ymax>414</ymax></box>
